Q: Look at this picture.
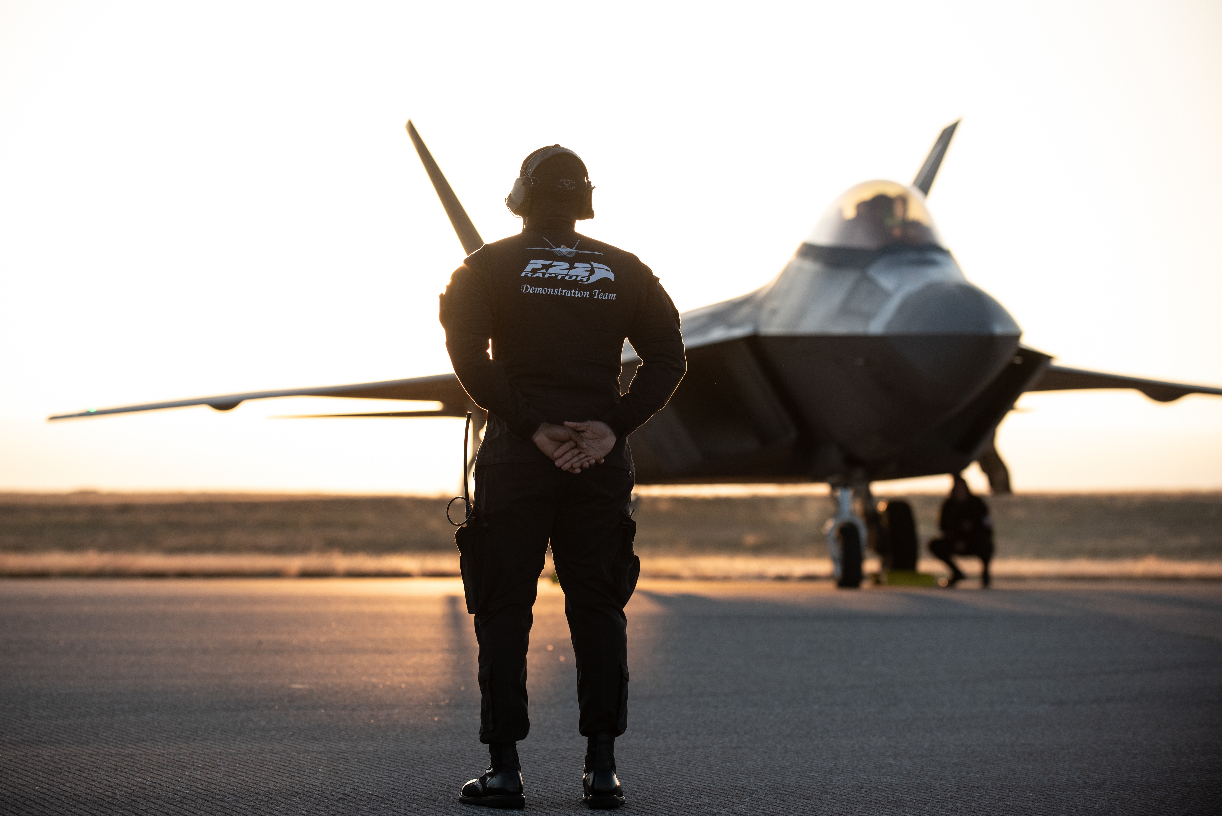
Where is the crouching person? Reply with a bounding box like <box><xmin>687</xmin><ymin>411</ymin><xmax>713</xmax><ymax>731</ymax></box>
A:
<box><xmin>928</xmin><ymin>475</ymin><xmax>994</xmax><ymax>588</ymax></box>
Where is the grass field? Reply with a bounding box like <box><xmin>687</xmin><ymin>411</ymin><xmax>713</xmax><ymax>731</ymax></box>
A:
<box><xmin>1</xmin><ymin>490</ymin><xmax>1220</xmax><ymax>580</ymax></box>
<box><xmin>637</xmin><ymin>492</ymin><xmax>1222</xmax><ymax>561</ymax></box>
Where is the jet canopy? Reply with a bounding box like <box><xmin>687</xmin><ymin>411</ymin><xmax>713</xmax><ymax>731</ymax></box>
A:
<box><xmin>807</xmin><ymin>180</ymin><xmax>943</xmax><ymax>250</ymax></box>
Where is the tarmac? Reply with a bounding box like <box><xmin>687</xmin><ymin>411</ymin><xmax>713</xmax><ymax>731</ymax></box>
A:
<box><xmin>1</xmin><ymin>578</ymin><xmax>1219</xmax><ymax>815</ymax></box>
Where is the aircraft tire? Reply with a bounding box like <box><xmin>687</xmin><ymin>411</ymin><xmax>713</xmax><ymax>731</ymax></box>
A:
<box><xmin>836</xmin><ymin>524</ymin><xmax>863</xmax><ymax>589</ymax></box>
<box><xmin>883</xmin><ymin>500</ymin><xmax>919</xmax><ymax>571</ymax></box>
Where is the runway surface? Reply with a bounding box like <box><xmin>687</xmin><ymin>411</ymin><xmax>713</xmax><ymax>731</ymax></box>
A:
<box><xmin>1</xmin><ymin>578</ymin><xmax>1219</xmax><ymax>815</ymax></box>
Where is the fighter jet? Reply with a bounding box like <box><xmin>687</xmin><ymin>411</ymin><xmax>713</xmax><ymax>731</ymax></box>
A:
<box><xmin>49</xmin><ymin>121</ymin><xmax>1222</xmax><ymax>585</ymax></box>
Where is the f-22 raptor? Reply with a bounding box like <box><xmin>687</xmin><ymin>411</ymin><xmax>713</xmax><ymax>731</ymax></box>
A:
<box><xmin>50</xmin><ymin>121</ymin><xmax>1222</xmax><ymax>585</ymax></box>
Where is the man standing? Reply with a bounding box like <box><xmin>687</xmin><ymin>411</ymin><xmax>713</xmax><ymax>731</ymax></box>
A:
<box><xmin>928</xmin><ymin>474</ymin><xmax>994</xmax><ymax>588</ymax></box>
<box><xmin>439</xmin><ymin>145</ymin><xmax>686</xmax><ymax>809</ymax></box>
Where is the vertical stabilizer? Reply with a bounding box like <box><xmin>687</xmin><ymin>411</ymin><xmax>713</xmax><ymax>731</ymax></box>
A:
<box><xmin>405</xmin><ymin>121</ymin><xmax>485</xmax><ymax>256</ymax></box>
<box><xmin>912</xmin><ymin>120</ymin><xmax>960</xmax><ymax>197</ymax></box>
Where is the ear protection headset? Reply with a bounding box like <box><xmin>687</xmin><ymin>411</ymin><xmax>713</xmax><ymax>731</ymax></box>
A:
<box><xmin>504</xmin><ymin>145</ymin><xmax>595</xmax><ymax>220</ymax></box>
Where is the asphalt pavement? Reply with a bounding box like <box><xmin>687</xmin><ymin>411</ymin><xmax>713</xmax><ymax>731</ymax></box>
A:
<box><xmin>1</xmin><ymin>578</ymin><xmax>1219</xmax><ymax>815</ymax></box>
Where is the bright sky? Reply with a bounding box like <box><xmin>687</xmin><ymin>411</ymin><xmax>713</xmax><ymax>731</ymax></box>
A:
<box><xmin>1</xmin><ymin>0</ymin><xmax>1220</xmax><ymax>495</ymax></box>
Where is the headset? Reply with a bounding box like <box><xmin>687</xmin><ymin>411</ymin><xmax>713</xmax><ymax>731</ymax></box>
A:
<box><xmin>504</xmin><ymin>145</ymin><xmax>595</xmax><ymax>220</ymax></box>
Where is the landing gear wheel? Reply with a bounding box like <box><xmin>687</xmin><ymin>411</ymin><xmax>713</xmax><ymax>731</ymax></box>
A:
<box><xmin>836</xmin><ymin>524</ymin><xmax>863</xmax><ymax>589</ymax></box>
<box><xmin>882</xmin><ymin>500</ymin><xmax>918</xmax><ymax>571</ymax></box>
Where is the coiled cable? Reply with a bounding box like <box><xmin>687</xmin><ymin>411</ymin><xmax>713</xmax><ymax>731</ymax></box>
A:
<box><xmin>446</xmin><ymin>412</ymin><xmax>475</xmax><ymax>526</ymax></box>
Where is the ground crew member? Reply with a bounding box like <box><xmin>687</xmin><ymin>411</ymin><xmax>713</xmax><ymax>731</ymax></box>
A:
<box><xmin>439</xmin><ymin>145</ymin><xmax>686</xmax><ymax>809</ymax></box>
<box><xmin>928</xmin><ymin>475</ymin><xmax>994</xmax><ymax>588</ymax></box>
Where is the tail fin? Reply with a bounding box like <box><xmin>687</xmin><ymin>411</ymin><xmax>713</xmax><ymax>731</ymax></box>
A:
<box><xmin>405</xmin><ymin>121</ymin><xmax>485</xmax><ymax>256</ymax></box>
<box><xmin>911</xmin><ymin>120</ymin><xmax>960</xmax><ymax>197</ymax></box>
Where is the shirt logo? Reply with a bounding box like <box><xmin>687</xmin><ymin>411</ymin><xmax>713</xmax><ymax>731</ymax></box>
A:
<box><xmin>521</xmin><ymin>283</ymin><xmax>616</xmax><ymax>300</ymax></box>
<box><xmin>521</xmin><ymin>260</ymin><xmax>614</xmax><ymax>285</ymax></box>
<box><xmin>527</xmin><ymin>237</ymin><xmax>603</xmax><ymax>258</ymax></box>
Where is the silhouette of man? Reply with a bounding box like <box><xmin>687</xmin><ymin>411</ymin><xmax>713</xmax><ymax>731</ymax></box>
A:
<box><xmin>928</xmin><ymin>475</ymin><xmax>994</xmax><ymax>588</ymax></box>
<box><xmin>439</xmin><ymin>145</ymin><xmax>686</xmax><ymax>809</ymax></box>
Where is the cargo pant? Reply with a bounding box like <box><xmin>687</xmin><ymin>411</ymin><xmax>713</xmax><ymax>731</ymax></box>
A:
<box><xmin>455</xmin><ymin>461</ymin><xmax>640</xmax><ymax>744</ymax></box>
<box><xmin>928</xmin><ymin>533</ymin><xmax>994</xmax><ymax>578</ymax></box>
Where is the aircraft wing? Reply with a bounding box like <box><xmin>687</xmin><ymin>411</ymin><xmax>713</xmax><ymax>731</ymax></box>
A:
<box><xmin>1026</xmin><ymin>364</ymin><xmax>1222</xmax><ymax>403</ymax></box>
<box><xmin>48</xmin><ymin>373</ymin><xmax>470</xmax><ymax>421</ymax></box>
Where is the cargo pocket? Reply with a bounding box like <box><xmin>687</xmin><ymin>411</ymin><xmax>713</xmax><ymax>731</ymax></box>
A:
<box><xmin>477</xmin><ymin>662</ymin><xmax>494</xmax><ymax>737</ymax></box>
<box><xmin>613</xmin><ymin>513</ymin><xmax>641</xmax><ymax>607</ymax></box>
<box><xmin>616</xmin><ymin>662</ymin><xmax>630</xmax><ymax>735</ymax></box>
<box><xmin>455</xmin><ymin>516</ymin><xmax>490</xmax><ymax>615</ymax></box>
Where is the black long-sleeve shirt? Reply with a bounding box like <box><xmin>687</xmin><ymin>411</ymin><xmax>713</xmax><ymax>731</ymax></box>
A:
<box><xmin>939</xmin><ymin>494</ymin><xmax>993</xmax><ymax>544</ymax></box>
<box><xmin>439</xmin><ymin>225</ymin><xmax>686</xmax><ymax>469</ymax></box>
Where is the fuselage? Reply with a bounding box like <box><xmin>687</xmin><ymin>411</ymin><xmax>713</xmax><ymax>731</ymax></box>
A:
<box><xmin>627</xmin><ymin>180</ymin><xmax>1025</xmax><ymax>485</ymax></box>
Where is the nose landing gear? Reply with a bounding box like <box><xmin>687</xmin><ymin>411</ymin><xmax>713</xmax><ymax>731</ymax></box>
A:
<box><xmin>826</xmin><ymin>487</ymin><xmax>867</xmax><ymax>588</ymax></box>
<box><xmin>824</xmin><ymin>484</ymin><xmax>930</xmax><ymax>588</ymax></box>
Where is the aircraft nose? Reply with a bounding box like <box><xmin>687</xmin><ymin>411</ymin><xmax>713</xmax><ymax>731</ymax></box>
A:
<box><xmin>885</xmin><ymin>280</ymin><xmax>1018</xmax><ymax>336</ymax></box>
<box><xmin>883</xmin><ymin>281</ymin><xmax>1021</xmax><ymax>401</ymax></box>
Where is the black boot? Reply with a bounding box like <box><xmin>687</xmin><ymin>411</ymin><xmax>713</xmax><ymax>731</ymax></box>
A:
<box><xmin>582</xmin><ymin>732</ymin><xmax>624</xmax><ymax>810</ymax></box>
<box><xmin>459</xmin><ymin>742</ymin><xmax>525</xmax><ymax>810</ymax></box>
<box><xmin>981</xmin><ymin>559</ymin><xmax>991</xmax><ymax>589</ymax></box>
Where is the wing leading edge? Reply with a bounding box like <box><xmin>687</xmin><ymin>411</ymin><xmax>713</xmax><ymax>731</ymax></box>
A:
<box><xmin>1027</xmin><ymin>364</ymin><xmax>1222</xmax><ymax>403</ymax></box>
<box><xmin>48</xmin><ymin>373</ymin><xmax>469</xmax><ymax>421</ymax></box>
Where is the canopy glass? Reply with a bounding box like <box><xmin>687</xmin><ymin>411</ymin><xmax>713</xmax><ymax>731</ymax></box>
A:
<box><xmin>807</xmin><ymin>180</ymin><xmax>943</xmax><ymax>250</ymax></box>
